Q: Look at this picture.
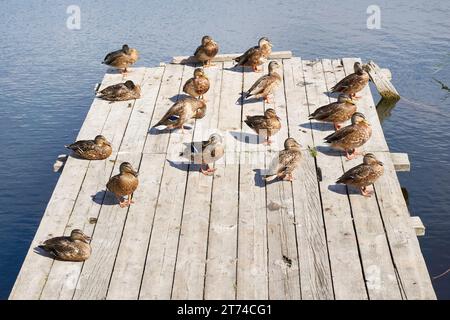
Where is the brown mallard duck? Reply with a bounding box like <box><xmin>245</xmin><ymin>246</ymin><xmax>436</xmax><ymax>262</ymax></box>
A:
<box><xmin>153</xmin><ymin>97</ymin><xmax>207</xmax><ymax>133</ymax></box>
<box><xmin>106</xmin><ymin>162</ymin><xmax>139</xmax><ymax>208</ymax></box>
<box><xmin>65</xmin><ymin>135</ymin><xmax>112</xmax><ymax>160</ymax></box>
<box><xmin>194</xmin><ymin>35</ymin><xmax>219</xmax><ymax>67</ymax></box>
<box><xmin>244</xmin><ymin>108</ymin><xmax>281</xmax><ymax>145</ymax></box>
<box><xmin>331</xmin><ymin>62</ymin><xmax>369</xmax><ymax>99</ymax></box>
<box><xmin>180</xmin><ymin>133</ymin><xmax>224</xmax><ymax>175</ymax></box>
<box><xmin>183</xmin><ymin>68</ymin><xmax>210</xmax><ymax>100</ymax></box>
<box><xmin>102</xmin><ymin>44</ymin><xmax>139</xmax><ymax>74</ymax></box>
<box><xmin>244</xmin><ymin>61</ymin><xmax>281</xmax><ymax>104</ymax></box>
<box><xmin>234</xmin><ymin>37</ymin><xmax>273</xmax><ymax>72</ymax></box>
<box><xmin>309</xmin><ymin>94</ymin><xmax>357</xmax><ymax>130</ymax></box>
<box><xmin>336</xmin><ymin>153</ymin><xmax>384</xmax><ymax>197</ymax></box>
<box><xmin>38</xmin><ymin>229</ymin><xmax>91</xmax><ymax>262</ymax></box>
<box><xmin>324</xmin><ymin>112</ymin><xmax>372</xmax><ymax>160</ymax></box>
<box><xmin>264</xmin><ymin>138</ymin><xmax>302</xmax><ymax>182</ymax></box>
<box><xmin>97</xmin><ymin>80</ymin><xmax>141</xmax><ymax>101</ymax></box>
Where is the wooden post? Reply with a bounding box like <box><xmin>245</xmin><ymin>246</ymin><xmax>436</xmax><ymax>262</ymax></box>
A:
<box><xmin>365</xmin><ymin>60</ymin><xmax>400</xmax><ymax>99</ymax></box>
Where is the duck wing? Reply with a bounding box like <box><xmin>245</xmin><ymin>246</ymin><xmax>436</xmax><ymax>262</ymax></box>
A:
<box><xmin>331</xmin><ymin>73</ymin><xmax>359</xmax><ymax>93</ymax></box>
<box><xmin>103</xmin><ymin>49</ymin><xmax>125</xmax><ymax>65</ymax></box>
<box><xmin>66</xmin><ymin>140</ymin><xmax>96</xmax><ymax>153</ymax></box>
<box><xmin>234</xmin><ymin>46</ymin><xmax>258</xmax><ymax>65</ymax></box>
<box><xmin>324</xmin><ymin>125</ymin><xmax>357</xmax><ymax>143</ymax></box>
<box><xmin>336</xmin><ymin>164</ymin><xmax>371</xmax><ymax>185</ymax></box>
<box><xmin>245</xmin><ymin>74</ymin><xmax>271</xmax><ymax>97</ymax></box>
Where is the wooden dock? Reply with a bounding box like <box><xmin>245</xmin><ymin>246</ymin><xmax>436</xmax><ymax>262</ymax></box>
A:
<box><xmin>10</xmin><ymin>52</ymin><xmax>436</xmax><ymax>300</ymax></box>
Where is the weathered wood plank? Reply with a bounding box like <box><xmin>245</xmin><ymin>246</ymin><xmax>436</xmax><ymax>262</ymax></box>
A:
<box><xmin>303</xmin><ymin>59</ymin><xmax>367</xmax><ymax>299</ymax></box>
<box><xmin>106</xmin><ymin>69</ymin><xmax>169</xmax><ymax>300</ymax></box>
<box><xmin>9</xmin><ymin>69</ymin><xmax>131</xmax><ymax>300</ymax></box>
<box><xmin>373</xmin><ymin>152</ymin><xmax>436</xmax><ymax>299</ymax></box>
<box><xmin>410</xmin><ymin>216</ymin><xmax>425</xmax><ymax>236</ymax></box>
<box><xmin>143</xmin><ymin>64</ymin><xmax>185</xmax><ymax>154</ymax></box>
<box><xmin>171</xmin><ymin>62</ymin><xmax>223</xmax><ymax>299</ymax></box>
<box><xmin>204</xmin><ymin>61</ymin><xmax>241</xmax><ymax>300</ymax></box>
<box><xmin>172</xmin><ymin>51</ymin><xmax>293</xmax><ymax>64</ymax></box>
<box><xmin>365</xmin><ymin>60</ymin><xmax>400</xmax><ymax>99</ymax></box>
<box><xmin>236</xmin><ymin>65</ymin><xmax>268</xmax><ymax>300</ymax></box>
<box><xmin>285</xmin><ymin>57</ymin><xmax>334</xmax><ymax>299</ymax></box>
<box><xmin>139</xmin><ymin>64</ymin><xmax>196</xmax><ymax>299</ymax></box>
<box><xmin>326</xmin><ymin>59</ymin><xmax>402</xmax><ymax>300</ymax></box>
<box><xmin>390</xmin><ymin>153</ymin><xmax>410</xmax><ymax>172</ymax></box>
<box><xmin>264</xmin><ymin>59</ymin><xmax>301</xmax><ymax>299</ymax></box>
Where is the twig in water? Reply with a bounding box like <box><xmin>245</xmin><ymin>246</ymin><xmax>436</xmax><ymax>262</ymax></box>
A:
<box><xmin>433</xmin><ymin>268</ymin><xmax>450</xmax><ymax>280</ymax></box>
<box><xmin>432</xmin><ymin>78</ymin><xmax>450</xmax><ymax>91</ymax></box>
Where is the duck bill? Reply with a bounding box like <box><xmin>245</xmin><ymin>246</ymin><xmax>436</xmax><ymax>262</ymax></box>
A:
<box><xmin>346</xmin><ymin>98</ymin><xmax>356</xmax><ymax>105</ymax></box>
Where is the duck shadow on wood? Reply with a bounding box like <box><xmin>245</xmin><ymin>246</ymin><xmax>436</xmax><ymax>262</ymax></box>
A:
<box><xmin>224</xmin><ymin>65</ymin><xmax>257</xmax><ymax>73</ymax></box>
<box><xmin>328</xmin><ymin>184</ymin><xmax>362</xmax><ymax>196</ymax></box>
<box><xmin>316</xmin><ymin>145</ymin><xmax>342</xmax><ymax>157</ymax></box>
<box><xmin>33</xmin><ymin>246</ymin><xmax>55</xmax><ymax>260</ymax></box>
<box><xmin>92</xmin><ymin>190</ymin><xmax>117</xmax><ymax>206</ymax></box>
<box><xmin>299</xmin><ymin>122</ymin><xmax>333</xmax><ymax>132</ymax></box>
<box><xmin>169</xmin><ymin>93</ymin><xmax>191</xmax><ymax>103</ymax></box>
<box><xmin>166</xmin><ymin>159</ymin><xmax>202</xmax><ymax>172</ymax></box>
<box><xmin>229</xmin><ymin>131</ymin><xmax>262</xmax><ymax>145</ymax></box>
<box><xmin>253</xmin><ymin>169</ymin><xmax>267</xmax><ymax>188</ymax></box>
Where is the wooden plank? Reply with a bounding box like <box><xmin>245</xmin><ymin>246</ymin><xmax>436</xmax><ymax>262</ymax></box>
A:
<box><xmin>264</xmin><ymin>59</ymin><xmax>301</xmax><ymax>299</ymax></box>
<box><xmin>236</xmin><ymin>64</ymin><xmax>268</xmax><ymax>300</ymax></box>
<box><xmin>303</xmin><ymin>59</ymin><xmax>367</xmax><ymax>299</ymax></box>
<box><xmin>139</xmin><ymin>64</ymin><xmax>197</xmax><ymax>299</ymax></box>
<box><xmin>326</xmin><ymin>59</ymin><xmax>402</xmax><ymax>300</ymax></box>
<box><xmin>390</xmin><ymin>153</ymin><xmax>410</xmax><ymax>172</ymax></box>
<box><xmin>39</xmin><ymin>68</ymin><xmax>149</xmax><ymax>300</ymax></box>
<box><xmin>171</xmin><ymin>63</ymin><xmax>223</xmax><ymax>299</ymax></box>
<box><xmin>340</xmin><ymin>58</ymin><xmax>389</xmax><ymax>152</ymax></box>
<box><xmin>204</xmin><ymin>61</ymin><xmax>241</xmax><ymax>300</ymax></box>
<box><xmin>285</xmin><ymin>57</ymin><xmax>334</xmax><ymax>299</ymax></box>
<box><xmin>172</xmin><ymin>51</ymin><xmax>293</xmax><ymax>64</ymax></box>
<box><xmin>410</xmin><ymin>216</ymin><xmax>425</xmax><ymax>236</ymax></box>
<box><xmin>373</xmin><ymin>152</ymin><xmax>436</xmax><ymax>299</ymax></box>
<box><xmin>9</xmin><ymin>69</ymin><xmax>130</xmax><ymax>300</ymax></box>
<box><xmin>365</xmin><ymin>60</ymin><xmax>400</xmax><ymax>99</ymax></box>
<box><xmin>143</xmin><ymin>64</ymin><xmax>185</xmax><ymax>154</ymax></box>
<box><xmin>106</xmin><ymin>69</ymin><xmax>170</xmax><ymax>300</ymax></box>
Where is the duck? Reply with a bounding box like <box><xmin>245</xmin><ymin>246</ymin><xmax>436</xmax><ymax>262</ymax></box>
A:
<box><xmin>180</xmin><ymin>133</ymin><xmax>224</xmax><ymax>175</ymax></box>
<box><xmin>244</xmin><ymin>108</ymin><xmax>281</xmax><ymax>145</ymax></box>
<box><xmin>234</xmin><ymin>37</ymin><xmax>273</xmax><ymax>72</ymax></box>
<box><xmin>183</xmin><ymin>68</ymin><xmax>210</xmax><ymax>100</ymax></box>
<box><xmin>97</xmin><ymin>80</ymin><xmax>141</xmax><ymax>102</ymax></box>
<box><xmin>264</xmin><ymin>138</ymin><xmax>302</xmax><ymax>182</ymax></box>
<box><xmin>324</xmin><ymin>112</ymin><xmax>372</xmax><ymax>160</ymax></box>
<box><xmin>153</xmin><ymin>97</ymin><xmax>207</xmax><ymax>133</ymax></box>
<box><xmin>65</xmin><ymin>135</ymin><xmax>112</xmax><ymax>160</ymax></box>
<box><xmin>244</xmin><ymin>61</ymin><xmax>281</xmax><ymax>104</ymax></box>
<box><xmin>102</xmin><ymin>44</ymin><xmax>139</xmax><ymax>74</ymax></box>
<box><xmin>309</xmin><ymin>94</ymin><xmax>357</xmax><ymax>130</ymax></box>
<box><xmin>336</xmin><ymin>153</ymin><xmax>384</xmax><ymax>197</ymax></box>
<box><xmin>106</xmin><ymin>162</ymin><xmax>139</xmax><ymax>208</ymax></box>
<box><xmin>38</xmin><ymin>229</ymin><xmax>91</xmax><ymax>262</ymax></box>
<box><xmin>194</xmin><ymin>35</ymin><xmax>219</xmax><ymax>67</ymax></box>
<box><xmin>331</xmin><ymin>62</ymin><xmax>369</xmax><ymax>99</ymax></box>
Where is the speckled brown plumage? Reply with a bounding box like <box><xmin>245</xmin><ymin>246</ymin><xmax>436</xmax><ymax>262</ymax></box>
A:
<box><xmin>102</xmin><ymin>44</ymin><xmax>139</xmax><ymax>73</ymax></box>
<box><xmin>309</xmin><ymin>94</ymin><xmax>357</xmax><ymax>129</ymax></box>
<box><xmin>331</xmin><ymin>62</ymin><xmax>369</xmax><ymax>98</ymax></box>
<box><xmin>324</xmin><ymin>112</ymin><xmax>372</xmax><ymax>160</ymax></box>
<box><xmin>234</xmin><ymin>37</ymin><xmax>273</xmax><ymax>72</ymax></box>
<box><xmin>98</xmin><ymin>80</ymin><xmax>141</xmax><ymax>101</ymax></box>
<box><xmin>183</xmin><ymin>68</ymin><xmax>210</xmax><ymax>99</ymax></box>
<box><xmin>194</xmin><ymin>36</ymin><xmax>219</xmax><ymax>67</ymax></box>
<box><xmin>244</xmin><ymin>108</ymin><xmax>281</xmax><ymax>145</ymax></box>
<box><xmin>106</xmin><ymin>162</ymin><xmax>139</xmax><ymax>208</ymax></box>
<box><xmin>336</xmin><ymin>153</ymin><xmax>384</xmax><ymax>196</ymax></box>
<box><xmin>38</xmin><ymin>229</ymin><xmax>91</xmax><ymax>262</ymax></box>
<box><xmin>264</xmin><ymin>138</ymin><xmax>302</xmax><ymax>181</ymax></box>
<box><xmin>244</xmin><ymin>61</ymin><xmax>281</xmax><ymax>103</ymax></box>
<box><xmin>66</xmin><ymin>135</ymin><xmax>112</xmax><ymax>160</ymax></box>
<box><xmin>153</xmin><ymin>97</ymin><xmax>207</xmax><ymax>132</ymax></box>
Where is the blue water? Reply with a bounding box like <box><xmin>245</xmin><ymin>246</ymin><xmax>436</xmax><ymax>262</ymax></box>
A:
<box><xmin>1</xmin><ymin>0</ymin><xmax>449</xmax><ymax>299</ymax></box>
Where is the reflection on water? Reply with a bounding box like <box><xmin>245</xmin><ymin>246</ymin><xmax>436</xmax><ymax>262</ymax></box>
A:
<box><xmin>1</xmin><ymin>0</ymin><xmax>450</xmax><ymax>299</ymax></box>
<box><xmin>376</xmin><ymin>97</ymin><xmax>400</xmax><ymax>124</ymax></box>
